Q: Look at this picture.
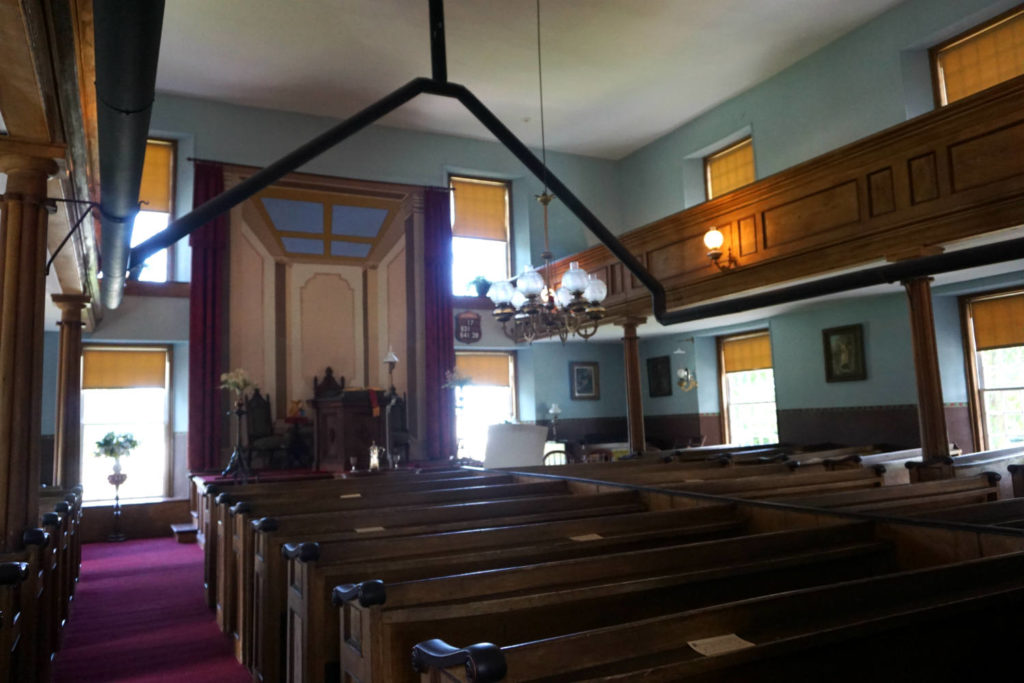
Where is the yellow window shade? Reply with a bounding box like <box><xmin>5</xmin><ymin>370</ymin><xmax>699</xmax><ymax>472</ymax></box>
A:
<box><xmin>972</xmin><ymin>293</ymin><xmax>1024</xmax><ymax>350</ymax></box>
<box><xmin>455</xmin><ymin>353</ymin><xmax>511</xmax><ymax>387</ymax></box>
<box><xmin>452</xmin><ymin>178</ymin><xmax>508</xmax><ymax>241</ymax></box>
<box><xmin>722</xmin><ymin>333</ymin><xmax>773</xmax><ymax>373</ymax></box>
<box><xmin>937</xmin><ymin>9</ymin><xmax>1024</xmax><ymax>105</ymax></box>
<box><xmin>83</xmin><ymin>349</ymin><xmax>167</xmax><ymax>389</ymax></box>
<box><xmin>138</xmin><ymin>140</ymin><xmax>174</xmax><ymax>213</ymax></box>
<box><xmin>706</xmin><ymin>138</ymin><xmax>754</xmax><ymax>199</ymax></box>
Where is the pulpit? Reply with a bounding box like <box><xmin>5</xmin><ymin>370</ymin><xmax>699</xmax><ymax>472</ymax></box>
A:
<box><xmin>311</xmin><ymin>368</ymin><xmax>386</xmax><ymax>471</ymax></box>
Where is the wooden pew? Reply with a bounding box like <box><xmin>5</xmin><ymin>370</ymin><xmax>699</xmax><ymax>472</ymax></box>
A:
<box><xmin>336</xmin><ymin>522</ymin><xmax>893</xmax><ymax>682</ymax></box>
<box><xmin>411</xmin><ymin>551</ymin><xmax>1024</xmax><ymax>682</ymax></box>
<box><xmin>284</xmin><ymin>502</ymin><xmax>748</xmax><ymax>683</ymax></box>
<box><xmin>909</xmin><ymin>445</ymin><xmax>1024</xmax><ymax>498</ymax></box>
<box><xmin>248</xmin><ymin>489</ymin><xmax>646</xmax><ymax>681</ymax></box>
<box><xmin>197</xmin><ymin>469</ymin><xmax>481</xmax><ymax>607</ymax></box>
<box><xmin>660</xmin><ymin>465</ymin><xmax>885</xmax><ymax>499</ymax></box>
<box><xmin>909</xmin><ymin>497</ymin><xmax>1024</xmax><ymax>528</ymax></box>
<box><xmin>779</xmin><ymin>473</ymin><xmax>1001</xmax><ymax>515</ymax></box>
<box><xmin>215</xmin><ymin>474</ymin><xmax>535</xmax><ymax>637</ymax></box>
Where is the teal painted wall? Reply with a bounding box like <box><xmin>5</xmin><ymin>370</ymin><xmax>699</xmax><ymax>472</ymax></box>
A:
<box><xmin>530</xmin><ymin>341</ymin><xmax>625</xmax><ymax>420</ymax></box>
<box><xmin>41</xmin><ymin>332</ymin><xmax>59</xmax><ymax>435</ymax></box>
<box><xmin>151</xmin><ymin>94</ymin><xmax>622</xmax><ymax>265</ymax></box>
<box><xmin>770</xmin><ymin>296</ymin><xmax>916</xmax><ymax>409</ymax></box>
<box><xmin>616</xmin><ymin>0</ymin><xmax>1018</xmax><ymax>231</ymax></box>
<box><xmin>638</xmin><ymin>336</ymin><xmax>700</xmax><ymax>416</ymax></box>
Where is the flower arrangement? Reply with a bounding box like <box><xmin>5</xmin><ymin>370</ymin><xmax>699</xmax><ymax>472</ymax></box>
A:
<box><xmin>441</xmin><ymin>369</ymin><xmax>472</xmax><ymax>389</ymax></box>
<box><xmin>220</xmin><ymin>368</ymin><xmax>254</xmax><ymax>400</ymax></box>
<box><xmin>94</xmin><ymin>432</ymin><xmax>138</xmax><ymax>459</ymax></box>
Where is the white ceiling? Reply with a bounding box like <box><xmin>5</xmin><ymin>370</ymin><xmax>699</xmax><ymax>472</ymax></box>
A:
<box><xmin>156</xmin><ymin>0</ymin><xmax>906</xmax><ymax>159</ymax></box>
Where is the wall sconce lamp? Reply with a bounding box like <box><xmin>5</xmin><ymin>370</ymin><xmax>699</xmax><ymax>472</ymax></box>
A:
<box><xmin>382</xmin><ymin>347</ymin><xmax>399</xmax><ymax>392</ymax></box>
<box><xmin>703</xmin><ymin>227</ymin><xmax>737</xmax><ymax>271</ymax></box>
<box><xmin>676</xmin><ymin>367</ymin><xmax>698</xmax><ymax>392</ymax></box>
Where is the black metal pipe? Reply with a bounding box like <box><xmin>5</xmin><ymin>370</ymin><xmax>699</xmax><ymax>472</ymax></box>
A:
<box><xmin>433</xmin><ymin>81</ymin><xmax>669</xmax><ymax>317</ymax></box>
<box><xmin>93</xmin><ymin>0</ymin><xmax>165</xmax><ymax>308</ymax></box>
<box><xmin>128</xmin><ymin>78</ymin><xmax>432</xmax><ymax>271</ymax></box>
<box><xmin>429</xmin><ymin>0</ymin><xmax>447</xmax><ymax>83</ymax></box>
<box><xmin>659</xmin><ymin>237</ymin><xmax>1024</xmax><ymax>325</ymax></box>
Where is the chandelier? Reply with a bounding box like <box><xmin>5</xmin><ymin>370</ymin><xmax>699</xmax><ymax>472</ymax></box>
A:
<box><xmin>485</xmin><ymin>0</ymin><xmax>608</xmax><ymax>344</ymax></box>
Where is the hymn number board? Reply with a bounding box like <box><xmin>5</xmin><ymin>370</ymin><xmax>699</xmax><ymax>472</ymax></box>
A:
<box><xmin>455</xmin><ymin>311</ymin><xmax>482</xmax><ymax>344</ymax></box>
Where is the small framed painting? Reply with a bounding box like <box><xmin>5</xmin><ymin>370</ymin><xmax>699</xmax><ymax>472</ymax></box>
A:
<box><xmin>647</xmin><ymin>355</ymin><xmax>672</xmax><ymax>397</ymax></box>
<box><xmin>569</xmin><ymin>362</ymin><xmax>600</xmax><ymax>400</ymax></box>
<box><xmin>823</xmin><ymin>324</ymin><xmax>866</xmax><ymax>382</ymax></box>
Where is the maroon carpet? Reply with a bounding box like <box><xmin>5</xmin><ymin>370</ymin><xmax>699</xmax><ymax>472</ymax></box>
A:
<box><xmin>53</xmin><ymin>538</ymin><xmax>250</xmax><ymax>683</ymax></box>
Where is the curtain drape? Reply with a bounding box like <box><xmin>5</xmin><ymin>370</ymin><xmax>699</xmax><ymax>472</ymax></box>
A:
<box><xmin>422</xmin><ymin>187</ymin><xmax>456</xmax><ymax>460</ymax></box>
<box><xmin>187</xmin><ymin>162</ymin><xmax>228</xmax><ymax>471</ymax></box>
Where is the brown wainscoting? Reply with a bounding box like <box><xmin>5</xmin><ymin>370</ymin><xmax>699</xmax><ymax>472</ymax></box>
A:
<box><xmin>643</xmin><ymin>414</ymin><xmax>701</xmax><ymax>450</ymax></box>
<box><xmin>39</xmin><ymin>434</ymin><xmax>55</xmax><ymax>487</ymax></box>
<box><xmin>944</xmin><ymin>403</ymin><xmax>976</xmax><ymax>453</ymax></box>
<box><xmin>80</xmin><ymin>498</ymin><xmax>192</xmax><ymax>544</ymax></box>
<box><xmin>776</xmin><ymin>405</ymin><xmax>920</xmax><ymax>450</ymax></box>
<box><xmin>538</xmin><ymin>417</ymin><xmax>628</xmax><ymax>446</ymax></box>
<box><xmin>699</xmin><ymin>414</ymin><xmax>723</xmax><ymax>446</ymax></box>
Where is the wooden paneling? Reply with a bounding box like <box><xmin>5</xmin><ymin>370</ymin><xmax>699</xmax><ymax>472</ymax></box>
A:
<box><xmin>950</xmin><ymin>121</ymin><xmax>1024</xmax><ymax>192</ymax></box>
<box><xmin>909</xmin><ymin>153</ymin><xmax>939</xmax><ymax>204</ymax></box>
<box><xmin>547</xmin><ymin>75</ymin><xmax>1024</xmax><ymax>321</ymax></box>
<box><xmin>762</xmin><ymin>181</ymin><xmax>860</xmax><ymax>249</ymax></box>
<box><xmin>737</xmin><ymin>215</ymin><xmax>758</xmax><ymax>256</ymax></box>
<box><xmin>868</xmin><ymin>168</ymin><xmax>895</xmax><ymax>216</ymax></box>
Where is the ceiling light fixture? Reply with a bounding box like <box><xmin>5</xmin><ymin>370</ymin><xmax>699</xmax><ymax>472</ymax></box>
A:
<box><xmin>487</xmin><ymin>0</ymin><xmax>607</xmax><ymax>343</ymax></box>
<box><xmin>704</xmin><ymin>227</ymin><xmax>737</xmax><ymax>271</ymax></box>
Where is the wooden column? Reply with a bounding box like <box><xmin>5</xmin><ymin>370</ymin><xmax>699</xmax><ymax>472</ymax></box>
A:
<box><xmin>620</xmin><ymin>318</ymin><xmax>646</xmax><ymax>455</ymax></box>
<box><xmin>903</xmin><ymin>277</ymin><xmax>950</xmax><ymax>467</ymax></box>
<box><xmin>0</xmin><ymin>153</ymin><xmax>57</xmax><ymax>552</ymax></box>
<box><xmin>52</xmin><ymin>294</ymin><xmax>90</xmax><ymax>489</ymax></box>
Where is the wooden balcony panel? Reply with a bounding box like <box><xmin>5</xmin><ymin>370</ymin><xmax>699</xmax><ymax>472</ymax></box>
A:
<box><xmin>551</xmin><ymin>74</ymin><xmax>1024</xmax><ymax>319</ymax></box>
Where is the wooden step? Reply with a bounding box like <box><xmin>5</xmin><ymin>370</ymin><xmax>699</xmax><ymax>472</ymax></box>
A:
<box><xmin>170</xmin><ymin>523</ymin><xmax>198</xmax><ymax>544</ymax></box>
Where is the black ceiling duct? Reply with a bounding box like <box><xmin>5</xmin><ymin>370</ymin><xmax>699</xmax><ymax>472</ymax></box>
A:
<box><xmin>93</xmin><ymin>0</ymin><xmax>165</xmax><ymax>309</ymax></box>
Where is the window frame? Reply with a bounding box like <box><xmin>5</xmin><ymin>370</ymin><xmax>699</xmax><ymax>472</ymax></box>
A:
<box><xmin>448</xmin><ymin>174</ymin><xmax>512</xmax><ymax>298</ymax></box>
<box><xmin>134</xmin><ymin>138</ymin><xmax>178</xmax><ymax>283</ymax></box>
<box><xmin>80</xmin><ymin>342</ymin><xmax>174</xmax><ymax>499</ymax></box>
<box><xmin>929</xmin><ymin>4</ymin><xmax>1024</xmax><ymax>108</ymax></box>
<box><xmin>704</xmin><ymin>137</ymin><xmax>754</xmax><ymax>201</ymax></box>
<box><xmin>959</xmin><ymin>286</ymin><xmax>1024</xmax><ymax>451</ymax></box>
<box><xmin>717</xmin><ymin>329</ymin><xmax>777</xmax><ymax>446</ymax></box>
<box><xmin>453</xmin><ymin>350</ymin><xmax>519</xmax><ymax>461</ymax></box>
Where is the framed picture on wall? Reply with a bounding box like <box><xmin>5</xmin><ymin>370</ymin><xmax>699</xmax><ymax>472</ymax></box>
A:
<box><xmin>569</xmin><ymin>362</ymin><xmax>600</xmax><ymax>400</ymax></box>
<box><xmin>647</xmin><ymin>355</ymin><xmax>672</xmax><ymax>397</ymax></box>
<box><xmin>823</xmin><ymin>324</ymin><xmax>866</xmax><ymax>382</ymax></box>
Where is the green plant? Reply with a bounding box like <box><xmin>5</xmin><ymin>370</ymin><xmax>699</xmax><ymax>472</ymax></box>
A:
<box><xmin>94</xmin><ymin>432</ymin><xmax>138</xmax><ymax>459</ymax></box>
<box><xmin>469</xmin><ymin>276</ymin><xmax>491</xmax><ymax>296</ymax></box>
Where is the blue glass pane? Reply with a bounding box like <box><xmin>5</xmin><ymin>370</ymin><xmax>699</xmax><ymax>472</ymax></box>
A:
<box><xmin>332</xmin><ymin>205</ymin><xmax>388</xmax><ymax>238</ymax></box>
<box><xmin>262</xmin><ymin>198</ymin><xmax>323</xmax><ymax>234</ymax></box>
<box><xmin>330</xmin><ymin>241</ymin><xmax>372</xmax><ymax>258</ymax></box>
<box><xmin>281</xmin><ymin>237</ymin><xmax>324</xmax><ymax>255</ymax></box>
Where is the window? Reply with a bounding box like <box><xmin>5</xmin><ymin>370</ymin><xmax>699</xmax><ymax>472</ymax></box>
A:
<box><xmin>705</xmin><ymin>137</ymin><xmax>754</xmax><ymax>200</ymax></box>
<box><xmin>963</xmin><ymin>291</ymin><xmax>1024</xmax><ymax>449</ymax></box>
<box><xmin>450</xmin><ymin>176</ymin><xmax>510</xmax><ymax>296</ymax></box>
<box><xmin>932</xmin><ymin>6</ymin><xmax>1024</xmax><ymax>106</ymax></box>
<box><xmin>81</xmin><ymin>346</ymin><xmax>170</xmax><ymax>502</ymax></box>
<box><xmin>718</xmin><ymin>331</ymin><xmax>778</xmax><ymax>446</ymax></box>
<box><xmin>132</xmin><ymin>139</ymin><xmax>176</xmax><ymax>282</ymax></box>
<box><xmin>453</xmin><ymin>352</ymin><xmax>516</xmax><ymax>461</ymax></box>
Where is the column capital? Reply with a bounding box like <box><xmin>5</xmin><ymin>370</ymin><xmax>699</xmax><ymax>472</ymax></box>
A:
<box><xmin>616</xmin><ymin>316</ymin><xmax>646</xmax><ymax>332</ymax></box>
<box><xmin>0</xmin><ymin>153</ymin><xmax>58</xmax><ymax>179</ymax></box>
<box><xmin>51</xmin><ymin>293</ymin><xmax>91</xmax><ymax>314</ymax></box>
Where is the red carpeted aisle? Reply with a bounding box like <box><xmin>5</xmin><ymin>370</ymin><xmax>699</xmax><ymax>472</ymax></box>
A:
<box><xmin>53</xmin><ymin>538</ymin><xmax>250</xmax><ymax>683</ymax></box>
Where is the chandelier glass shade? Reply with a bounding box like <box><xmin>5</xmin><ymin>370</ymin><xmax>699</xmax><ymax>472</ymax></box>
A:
<box><xmin>488</xmin><ymin>259</ymin><xmax>607</xmax><ymax>343</ymax></box>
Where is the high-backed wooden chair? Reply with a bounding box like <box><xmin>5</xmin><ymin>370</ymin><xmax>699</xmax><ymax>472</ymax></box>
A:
<box><xmin>246</xmin><ymin>389</ymin><xmax>285</xmax><ymax>468</ymax></box>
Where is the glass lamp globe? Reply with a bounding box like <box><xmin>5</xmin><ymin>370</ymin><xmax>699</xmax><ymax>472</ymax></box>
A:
<box><xmin>555</xmin><ymin>286</ymin><xmax>574</xmax><ymax>309</ymax></box>
<box><xmin>487</xmin><ymin>280</ymin><xmax>514</xmax><ymax>305</ymax></box>
<box><xmin>560</xmin><ymin>261</ymin><xmax>589</xmax><ymax>294</ymax></box>
<box><xmin>517</xmin><ymin>266</ymin><xmax>545</xmax><ymax>298</ymax></box>
<box><xmin>703</xmin><ymin>228</ymin><xmax>724</xmax><ymax>251</ymax></box>
<box><xmin>583</xmin><ymin>274</ymin><xmax>607</xmax><ymax>303</ymax></box>
<box><xmin>510</xmin><ymin>289</ymin><xmax>528</xmax><ymax>309</ymax></box>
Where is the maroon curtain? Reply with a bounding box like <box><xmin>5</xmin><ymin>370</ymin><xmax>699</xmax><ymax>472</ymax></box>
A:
<box><xmin>422</xmin><ymin>188</ymin><xmax>456</xmax><ymax>460</ymax></box>
<box><xmin>187</xmin><ymin>162</ymin><xmax>228</xmax><ymax>471</ymax></box>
